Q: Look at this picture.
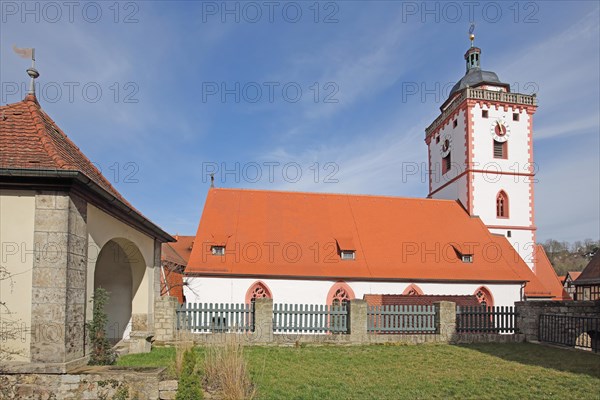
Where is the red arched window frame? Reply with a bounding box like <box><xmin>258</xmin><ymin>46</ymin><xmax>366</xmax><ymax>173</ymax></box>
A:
<box><xmin>496</xmin><ymin>191</ymin><xmax>509</xmax><ymax>218</ymax></box>
<box><xmin>402</xmin><ymin>284</ymin><xmax>424</xmax><ymax>296</ymax></box>
<box><xmin>474</xmin><ymin>286</ymin><xmax>494</xmax><ymax>308</ymax></box>
<box><xmin>326</xmin><ymin>281</ymin><xmax>355</xmax><ymax>306</ymax></box>
<box><xmin>245</xmin><ymin>281</ymin><xmax>272</xmax><ymax>304</ymax></box>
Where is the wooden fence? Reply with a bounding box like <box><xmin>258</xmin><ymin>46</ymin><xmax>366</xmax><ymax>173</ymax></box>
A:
<box><xmin>273</xmin><ymin>303</ymin><xmax>348</xmax><ymax>334</ymax></box>
<box><xmin>456</xmin><ymin>306</ymin><xmax>517</xmax><ymax>334</ymax></box>
<box><xmin>176</xmin><ymin>303</ymin><xmax>254</xmax><ymax>333</ymax></box>
<box><xmin>367</xmin><ymin>305</ymin><xmax>436</xmax><ymax>334</ymax></box>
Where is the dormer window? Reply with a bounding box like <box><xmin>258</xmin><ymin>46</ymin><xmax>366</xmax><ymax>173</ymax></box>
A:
<box><xmin>461</xmin><ymin>255</ymin><xmax>473</xmax><ymax>263</ymax></box>
<box><xmin>341</xmin><ymin>251</ymin><xmax>355</xmax><ymax>260</ymax></box>
<box><xmin>211</xmin><ymin>246</ymin><xmax>225</xmax><ymax>256</ymax></box>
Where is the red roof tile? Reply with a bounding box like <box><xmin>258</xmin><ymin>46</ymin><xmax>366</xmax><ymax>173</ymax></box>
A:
<box><xmin>187</xmin><ymin>188</ymin><xmax>545</xmax><ymax>286</ymax></box>
<box><xmin>364</xmin><ymin>294</ymin><xmax>480</xmax><ymax>307</ymax></box>
<box><xmin>534</xmin><ymin>245</ymin><xmax>571</xmax><ymax>300</ymax></box>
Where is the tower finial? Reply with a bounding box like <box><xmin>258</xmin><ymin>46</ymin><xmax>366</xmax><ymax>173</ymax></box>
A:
<box><xmin>13</xmin><ymin>45</ymin><xmax>39</xmax><ymax>96</ymax></box>
<box><xmin>469</xmin><ymin>23</ymin><xmax>476</xmax><ymax>47</ymax></box>
<box><xmin>210</xmin><ymin>173</ymin><xmax>215</xmax><ymax>188</ymax></box>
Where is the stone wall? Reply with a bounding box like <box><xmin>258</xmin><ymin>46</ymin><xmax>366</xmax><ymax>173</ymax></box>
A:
<box><xmin>0</xmin><ymin>366</ymin><xmax>165</xmax><ymax>400</ymax></box>
<box><xmin>515</xmin><ymin>300</ymin><xmax>600</xmax><ymax>342</ymax></box>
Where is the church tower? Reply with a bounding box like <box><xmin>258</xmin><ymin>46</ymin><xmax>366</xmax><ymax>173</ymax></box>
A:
<box><xmin>425</xmin><ymin>33</ymin><xmax>538</xmax><ymax>270</ymax></box>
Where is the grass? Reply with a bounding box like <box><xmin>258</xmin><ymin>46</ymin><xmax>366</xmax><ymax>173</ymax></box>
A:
<box><xmin>117</xmin><ymin>343</ymin><xmax>600</xmax><ymax>399</ymax></box>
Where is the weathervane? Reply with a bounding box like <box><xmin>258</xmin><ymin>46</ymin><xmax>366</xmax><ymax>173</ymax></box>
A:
<box><xmin>13</xmin><ymin>45</ymin><xmax>39</xmax><ymax>95</ymax></box>
<box><xmin>469</xmin><ymin>23</ymin><xmax>476</xmax><ymax>47</ymax></box>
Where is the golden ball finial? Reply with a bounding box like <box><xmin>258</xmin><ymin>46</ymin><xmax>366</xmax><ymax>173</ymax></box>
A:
<box><xmin>470</xmin><ymin>34</ymin><xmax>475</xmax><ymax>41</ymax></box>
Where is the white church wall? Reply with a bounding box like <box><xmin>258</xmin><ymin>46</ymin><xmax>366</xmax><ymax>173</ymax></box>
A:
<box><xmin>184</xmin><ymin>277</ymin><xmax>521</xmax><ymax>308</ymax></box>
<box><xmin>490</xmin><ymin>228</ymin><xmax>536</xmax><ymax>270</ymax></box>
<box><xmin>429</xmin><ymin>108</ymin><xmax>468</xmax><ymax>195</ymax></box>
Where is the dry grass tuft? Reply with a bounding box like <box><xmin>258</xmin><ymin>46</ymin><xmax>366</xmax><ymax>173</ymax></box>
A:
<box><xmin>204</xmin><ymin>335</ymin><xmax>256</xmax><ymax>400</ymax></box>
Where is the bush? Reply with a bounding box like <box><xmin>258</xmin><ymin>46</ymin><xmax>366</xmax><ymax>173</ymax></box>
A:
<box><xmin>175</xmin><ymin>349</ymin><xmax>203</xmax><ymax>400</ymax></box>
<box><xmin>87</xmin><ymin>288</ymin><xmax>116</xmax><ymax>365</ymax></box>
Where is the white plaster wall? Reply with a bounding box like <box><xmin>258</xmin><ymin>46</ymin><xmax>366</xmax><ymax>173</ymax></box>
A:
<box><xmin>0</xmin><ymin>191</ymin><xmax>35</xmax><ymax>361</ymax></box>
<box><xmin>489</xmin><ymin>228</ymin><xmax>535</xmax><ymax>270</ymax></box>
<box><xmin>86</xmin><ymin>204</ymin><xmax>156</xmax><ymax>336</ymax></box>
<box><xmin>430</xmin><ymin>175</ymin><xmax>468</xmax><ymax>207</ymax></box>
<box><xmin>185</xmin><ymin>277</ymin><xmax>521</xmax><ymax>308</ymax></box>
<box><xmin>429</xmin><ymin>108</ymin><xmax>468</xmax><ymax>195</ymax></box>
<box><xmin>472</xmin><ymin>174</ymin><xmax>532</xmax><ymax>226</ymax></box>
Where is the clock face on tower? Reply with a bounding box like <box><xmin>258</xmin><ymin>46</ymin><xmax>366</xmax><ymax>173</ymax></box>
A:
<box><xmin>440</xmin><ymin>134</ymin><xmax>452</xmax><ymax>157</ymax></box>
<box><xmin>490</xmin><ymin>117</ymin><xmax>511</xmax><ymax>142</ymax></box>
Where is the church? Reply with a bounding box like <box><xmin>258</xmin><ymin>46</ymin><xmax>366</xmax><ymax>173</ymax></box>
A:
<box><xmin>181</xmin><ymin>37</ymin><xmax>568</xmax><ymax>307</ymax></box>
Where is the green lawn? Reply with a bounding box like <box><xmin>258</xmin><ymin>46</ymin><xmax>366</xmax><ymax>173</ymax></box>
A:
<box><xmin>118</xmin><ymin>343</ymin><xmax>600</xmax><ymax>399</ymax></box>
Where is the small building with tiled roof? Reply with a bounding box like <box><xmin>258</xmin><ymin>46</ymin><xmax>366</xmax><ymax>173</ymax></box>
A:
<box><xmin>0</xmin><ymin>67</ymin><xmax>172</xmax><ymax>369</ymax></box>
<box><xmin>574</xmin><ymin>252</ymin><xmax>600</xmax><ymax>300</ymax></box>
<box><xmin>562</xmin><ymin>271</ymin><xmax>582</xmax><ymax>299</ymax></box>
<box><xmin>161</xmin><ymin>235</ymin><xmax>195</xmax><ymax>304</ymax></box>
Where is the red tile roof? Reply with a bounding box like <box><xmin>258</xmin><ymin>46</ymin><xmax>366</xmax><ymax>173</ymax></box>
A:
<box><xmin>364</xmin><ymin>294</ymin><xmax>480</xmax><ymax>307</ymax></box>
<box><xmin>186</xmin><ymin>188</ymin><xmax>550</xmax><ymax>289</ymax></box>
<box><xmin>565</xmin><ymin>271</ymin><xmax>581</xmax><ymax>281</ymax></box>
<box><xmin>1</xmin><ymin>95</ymin><xmax>172</xmax><ymax>241</ymax></box>
<box><xmin>533</xmin><ymin>245</ymin><xmax>571</xmax><ymax>300</ymax></box>
<box><xmin>575</xmin><ymin>252</ymin><xmax>600</xmax><ymax>284</ymax></box>
<box><xmin>1</xmin><ymin>95</ymin><xmax>125</xmax><ymax>201</ymax></box>
<box><xmin>161</xmin><ymin>236</ymin><xmax>195</xmax><ymax>304</ymax></box>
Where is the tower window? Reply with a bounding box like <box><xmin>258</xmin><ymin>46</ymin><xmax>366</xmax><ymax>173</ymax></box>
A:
<box><xmin>507</xmin><ymin>230</ymin><xmax>512</xmax><ymax>238</ymax></box>
<box><xmin>453</xmin><ymin>119</ymin><xmax>458</xmax><ymax>128</ymax></box>
<box><xmin>496</xmin><ymin>191</ymin><xmax>509</xmax><ymax>218</ymax></box>
<box><xmin>493</xmin><ymin>140</ymin><xmax>507</xmax><ymax>159</ymax></box>
<box><xmin>482</xmin><ymin>110</ymin><xmax>488</xmax><ymax>118</ymax></box>
<box><xmin>436</xmin><ymin>135</ymin><xmax>440</xmax><ymax>144</ymax></box>
<box><xmin>442</xmin><ymin>153</ymin><xmax>451</xmax><ymax>174</ymax></box>
<box><xmin>513</xmin><ymin>113</ymin><xmax>519</xmax><ymax>121</ymax></box>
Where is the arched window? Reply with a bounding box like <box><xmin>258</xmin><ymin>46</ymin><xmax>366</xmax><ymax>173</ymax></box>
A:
<box><xmin>402</xmin><ymin>284</ymin><xmax>424</xmax><ymax>296</ymax></box>
<box><xmin>496</xmin><ymin>191</ymin><xmax>509</xmax><ymax>218</ymax></box>
<box><xmin>326</xmin><ymin>281</ymin><xmax>355</xmax><ymax>306</ymax></box>
<box><xmin>474</xmin><ymin>286</ymin><xmax>494</xmax><ymax>308</ymax></box>
<box><xmin>245</xmin><ymin>281</ymin><xmax>272</xmax><ymax>304</ymax></box>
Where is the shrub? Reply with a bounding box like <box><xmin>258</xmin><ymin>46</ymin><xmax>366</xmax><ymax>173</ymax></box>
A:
<box><xmin>87</xmin><ymin>288</ymin><xmax>116</xmax><ymax>365</ymax></box>
<box><xmin>175</xmin><ymin>349</ymin><xmax>203</xmax><ymax>400</ymax></box>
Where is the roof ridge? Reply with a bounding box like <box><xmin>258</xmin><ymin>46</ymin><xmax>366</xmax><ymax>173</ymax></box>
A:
<box><xmin>25</xmin><ymin>99</ymin><xmax>67</xmax><ymax>168</ymax></box>
<box><xmin>211</xmin><ymin>187</ymin><xmax>460</xmax><ymax>203</ymax></box>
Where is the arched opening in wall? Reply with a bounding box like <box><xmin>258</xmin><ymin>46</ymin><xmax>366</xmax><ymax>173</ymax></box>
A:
<box><xmin>94</xmin><ymin>238</ymin><xmax>146</xmax><ymax>343</ymax></box>
<box><xmin>402</xmin><ymin>284</ymin><xmax>424</xmax><ymax>296</ymax></box>
<box><xmin>474</xmin><ymin>286</ymin><xmax>494</xmax><ymax>308</ymax></box>
<box><xmin>496</xmin><ymin>191</ymin><xmax>509</xmax><ymax>218</ymax></box>
<box><xmin>575</xmin><ymin>331</ymin><xmax>599</xmax><ymax>352</ymax></box>
<box><xmin>245</xmin><ymin>281</ymin><xmax>272</xmax><ymax>304</ymax></box>
<box><xmin>326</xmin><ymin>281</ymin><xmax>355</xmax><ymax>306</ymax></box>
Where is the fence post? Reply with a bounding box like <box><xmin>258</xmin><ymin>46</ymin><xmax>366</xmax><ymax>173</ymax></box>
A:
<box><xmin>154</xmin><ymin>296</ymin><xmax>179</xmax><ymax>342</ymax></box>
<box><xmin>253</xmin><ymin>298</ymin><xmax>274</xmax><ymax>343</ymax></box>
<box><xmin>349</xmin><ymin>299</ymin><xmax>368</xmax><ymax>342</ymax></box>
<box><xmin>434</xmin><ymin>301</ymin><xmax>456</xmax><ymax>342</ymax></box>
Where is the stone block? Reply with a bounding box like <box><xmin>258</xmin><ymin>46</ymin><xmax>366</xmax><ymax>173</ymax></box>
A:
<box><xmin>31</xmin><ymin>287</ymin><xmax>67</xmax><ymax>304</ymax></box>
<box><xmin>35</xmin><ymin>193</ymin><xmax>57</xmax><ymax>209</ymax></box>
<box><xmin>159</xmin><ymin>380</ymin><xmax>178</xmax><ymax>391</ymax></box>
<box><xmin>32</xmin><ymin>267</ymin><xmax>67</xmax><ymax>288</ymax></box>
<box><xmin>35</xmin><ymin>208</ymin><xmax>69</xmax><ymax>233</ymax></box>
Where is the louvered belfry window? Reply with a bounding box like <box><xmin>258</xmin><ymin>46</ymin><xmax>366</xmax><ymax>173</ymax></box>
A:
<box><xmin>493</xmin><ymin>140</ymin><xmax>506</xmax><ymax>159</ymax></box>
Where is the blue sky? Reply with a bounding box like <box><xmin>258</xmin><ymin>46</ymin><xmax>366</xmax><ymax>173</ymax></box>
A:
<box><xmin>1</xmin><ymin>1</ymin><xmax>599</xmax><ymax>242</ymax></box>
